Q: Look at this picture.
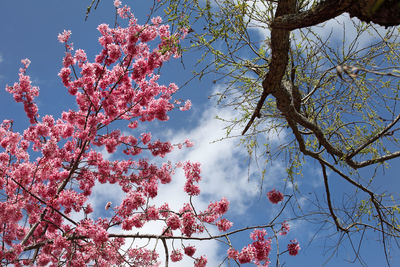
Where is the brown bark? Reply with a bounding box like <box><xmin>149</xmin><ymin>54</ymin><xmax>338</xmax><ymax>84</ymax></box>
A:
<box><xmin>271</xmin><ymin>0</ymin><xmax>400</xmax><ymax>30</ymax></box>
<box><xmin>348</xmin><ymin>0</ymin><xmax>400</xmax><ymax>27</ymax></box>
<box><xmin>242</xmin><ymin>0</ymin><xmax>297</xmax><ymax>134</ymax></box>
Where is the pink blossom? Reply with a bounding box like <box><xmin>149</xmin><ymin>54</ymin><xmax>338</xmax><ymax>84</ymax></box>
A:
<box><xmin>180</xmin><ymin>27</ymin><xmax>190</xmax><ymax>39</ymax></box>
<box><xmin>113</xmin><ymin>0</ymin><xmax>121</xmax><ymax>7</ymax></box>
<box><xmin>74</xmin><ymin>49</ymin><xmax>87</xmax><ymax>66</ymax></box>
<box><xmin>183</xmin><ymin>161</ymin><xmax>201</xmax><ymax>196</ymax></box>
<box><xmin>238</xmin><ymin>245</ymin><xmax>255</xmax><ymax>264</ymax></box>
<box><xmin>21</xmin><ymin>58</ymin><xmax>31</xmax><ymax>69</ymax></box>
<box><xmin>146</xmin><ymin>206</ymin><xmax>159</xmax><ymax>220</ymax></box>
<box><xmin>166</xmin><ymin>214</ymin><xmax>181</xmax><ymax>230</ymax></box>
<box><xmin>181</xmin><ymin>211</ymin><xmax>197</xmax><ymax>237</ymax></box>
<box><xmin>158</xmin><ymin>25</ymin><xmax>170</xmax><ymax>39</ymax></box>
<box><xmin>250</xmin><ymin>229</ymin><xmax>267</xmax><ymax>241</ymax></box>
<box><xmin>148</xmin><ymin>140</ymin><xmax>173</xmax><ymax>157</ymax></box>
<box><xmin>280</xmin><ymin>221</ymin><xmax>290</xmax><ymax>235</ymax></box>
<box><xmin>6</xmin><ymin>63</ymin><xmax>39</xmax><ymax>124</ymax></box>
<box><xmin>117</xmin><ymin>5</ymin><xmax>131</xmax><ymax>19</ymax></box>
<box><xmin>127</xmin><ymin>248</ymin><xmax>159</xmax><ymax>266</ymax></box>
<box><xmin>58</xmin><ymin>30</ymin><xmax>71</xmax><ymax>43</ymax></box>
<box><xmin>180</xmin><ymin>99</ymin><xmax>192</xmax><ymax>111</ymax></box>
<box><xmin>216</xmin><ymin>197</ymin><xmax>229</xmax><ymax>214</ymax></box>
<box><xmin>141</xmin><ymin>132</ymin><xmax>151</xmax><ymax>145</ymax></box>
<box><xmin>227</xmin><ymin>248</ymin><xmax>239</xmax><ymax>260</ymax></box>
<box><xmin>85</xmin><ymin>204</ymin><xmax>94</xmax><ymax>214</ymax></box>
<box><xmin>170</xmin><ymin>249</ymin><xmax>183</xmax><ymax>262</ymax></box>
<box><xmin>107</xmin><ymin>43</ymin><xmax>121</xmax><ymax>64</ymax></box>
<box><xmin>63</xmin><ymin>52</ymin><xmax>74</xmax><ymax>67</ymax></box>
<box><xmin>184</xmin><ymin>246</ymin><xmax>196</xmax><ymax>257</ymax></box>
<box><xmin>228</xmin><ymin>229</ymin><xmax>272</xmax><ymax>266</ymax></box>
<box><xmin>59</xmin><ymin>67</ymin><xmax>71</xmax><ymax>87</ymax></box>
<box><xmin>184</xmin><ymin>138</ymin><xmax>194</xmax><ymax>147</ymax></box>
<box><xmin>194</xmin><ymin>256</ymin><xmax>208</xmax><ymax>267</ymax></box>
<box><xmin>216</xmin><ymin>218</ymin><xmax>233</xmax><ymax>232</ymax></box>
<box><xmin>287</xmin><ymin>240</ymin><xmax>300</xmax><ymax>256</ymax></box>
<box><xmin>151</xmin><ymin>16</ymin><xmax>162</xmax><ymax>25</ymax></box>
<box><xmin>159</xmin><ymin>203</ymin><xmax>170</xmax><ymax>218</ymax></box>
<box><xmin>267</xmin><ymin>189</ymin><xmax>284</xmax><ymax>204</ymax></box>
<box><xmin>128</xmin><ymin>121</ymin><xmax>138</xmax><ymax>129</ymax></box>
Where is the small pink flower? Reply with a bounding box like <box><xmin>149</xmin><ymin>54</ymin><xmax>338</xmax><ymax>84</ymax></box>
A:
<box><xmin>216</xmin><ymin>218</ymin><xmax>233</xmax><ymax>232</ymax></box>
<box><xmin>184</xmin><ymin>139</ymin><xmax>194</xmax><ymax>148</ymax></box>
<box><xmin>267</xmin><ymin>189</ymin><xmax>284</xmax><ymax>204</ymax></box>
<box><xmin>280</xmin><ymin>221</ymin><xmax>290</xmax><ymax>235</ymax></box>
<box><xmin>107</xmin><ymin>43</ymin><xmax>121</xmax><ymax>63</ymax></box>
<box><xmin>194</xmin><ymin>256</ymin><xmax>207</xmax><ymax>267</ymax></box>
<box><xmin>184</xmin><ymin>246</ymin><xmax>196</xmax><ymax>257</ymax></box>
<box><xmin>250</xmin><ymin>229</ymin><xmax>267</xmax><ymax>241</ymax></box>
<box><xmin>227</xmin><ymin>248</ymin><xmax>239</xmax><ymax>260</ymax></box>
<box><xmin>113</xmin><ymin>0</ymin><xmax>121</xmax><ymax>7</ymax></box>
<box><xmin>58</xmin><ymin>30</ymin><xmax>71</xmax><ymax>43</ymax></box>
<box><xmin>166</xmin><ymin>214</ymin><xmax>181</xmax><ymax>230</ymax></box>
<box><xmin>151</xmin><ymin>16</ymin><xmax>162</xmax><ymax>25</ymax></box>
<box><xmin>287</xmin><ymin>240</ymin><xmax>300</xmax><ymax>256</ymax></box>
<box><xmin>170</xmin><ymin>249</ymin><xmax>183</xmax><ymax>262</ymax></box>
<box><xmin>238</xmin><ymin>245</ymin><xmax>255</xmax><ymax>264</ymax></box>
<box><xmin>85</xmin><ymin>204</ymin><xmax>93</xmax><ymax>214</ymax></box>
<box><xmin>21</xmin><ymin>58</ymin><xmax>31</xmax><ymax>69</ymax></box>
<box><xmin>141</xmin><ymin>132</ymin><xmax>151</xmax><ymax>145</ymax></box>
<box><xmin>180</xmin><ymin>100</ymin><xmax>192</xmax><ymax>111</ymax></box>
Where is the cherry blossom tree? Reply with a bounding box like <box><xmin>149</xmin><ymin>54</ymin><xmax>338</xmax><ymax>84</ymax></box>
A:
<box><xmin>84</xmin><ymin>0</ymin><xmax>400</xmax><ymax>265</ymax></box>
<box><xmin>0</xmin><ymin>2</ymin><xmax>299</xmax><ymax>266</ymax></box>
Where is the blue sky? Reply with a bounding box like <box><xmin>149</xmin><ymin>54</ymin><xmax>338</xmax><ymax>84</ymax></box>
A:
<box><xmin>1</xmin><ymin>1</ymin><xmax>400</xmax><ymax>266</ymax></box>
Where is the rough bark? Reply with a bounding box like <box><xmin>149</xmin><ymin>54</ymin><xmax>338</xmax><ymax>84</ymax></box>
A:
<box><xmin>242</xmin><ymin>0</ymin><xmax>297</xmax><ymax>134</ymax></box>
<box><xmin>271</xmin><ymin>0</ymin><xmax>400</xmax><ymax>30</ymax></box>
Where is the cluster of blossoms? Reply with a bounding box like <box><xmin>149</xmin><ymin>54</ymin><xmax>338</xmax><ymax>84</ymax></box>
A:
<box><xmin>5</xmin><ymin>59</ymin><xmax>39</xmax><ymax>124</ymax></box>
<box><xmin>225</xmin><ymin>190</ymin><xmax>300</xmax><ymax>266</ymax></box>
<box><xmin>280</xmin><ymin>221</ymin><xmax>290</xmax><ymax>236</ymax></box>
<box><xmin>169</xmin><ymin>247</ymin><xmax>206</xmax><ymax>267</ymax></box>
<box><xmin>227</xmin><ymin>229</ymin><xmax>272</xmax><ymax>266</ymax></box>
<box><xmin>0</xmin><ymin>2</ymin><xmax>219</xmax><ymax>266</ymax></box>
<box><xmin>1</xmin><ymin>0</ymin><xmax>299</xmax><ymax>265</ymax></box>
<box><xmin>287</xmin><ymin>240</ymin><xmax>300</xmax><ymax>256</ymax></box>
<box><xmin>267</xmin><ymin>188</ymin><xmax>284</xmax><ymax>204</ymax></box>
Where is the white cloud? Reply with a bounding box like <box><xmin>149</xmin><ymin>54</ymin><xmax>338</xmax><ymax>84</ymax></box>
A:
<box><xmin>0</xmin><ymin>53</ymin><xmax>3</xmax><ymax>63</ymax></box>
<box><xmin>165</xmin><ymin>106</ymin><xmax>259</xmax><ymax>208</ymax></box>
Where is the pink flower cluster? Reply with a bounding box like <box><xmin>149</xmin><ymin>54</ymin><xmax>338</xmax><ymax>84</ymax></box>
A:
<box><xmin>170</xmin><ymin>249</ymin><xmax>183</xmax><ymax>262</ymax></box>
<box><xmin>267</xmin><ymin>189</ymin><xmax>284</xmax><ymax>204</ymax></box>
<box><xmin>280</xmin><ymin>221</ymin><xmax>290</xmax><ymax>236</ymax></box>
<box><xmin>0</xmin><ymin>3</ymin><xmax>215</xmax><ymax>266</ymax></box>
<box><xmin>227</xmin><ymin>227</ymin><xmax>300</xmax><ymax>266</ymax></box>
<box><xmin>287</xmin><ymin>239</ymin><xmax>300</xmax><ymax>256</ymax></box>
<box><xmin>198</xmin><ymin>197</ymin><xmax>232</xmax><ymax>231</ymax></box>
<box><xmin>183</xmin><ymin>161</ymin><xmax>202</xmax><ymax>196</ymax></box>
<box><xmin>127</xmin><ymin>248</ymin><xmax>159</xmax><ymax>266</ymax></box>
<box><xmin>5</xmin><ymin>59</ymin><xmax>39</xmax><ymax>124</ymax></box>
<box><xmin>184</xmin><ymin>246</ymin><xmax>196</xmax><ymax>257</ymax></box>
<box><xmin>228</xmin><ymin>229</ymin><xmax>272</xmax><ymax>266</ymax></box>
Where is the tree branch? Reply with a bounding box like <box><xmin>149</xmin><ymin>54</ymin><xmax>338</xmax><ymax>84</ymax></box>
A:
<box><xmin>242</xmin><ymin>0</ymin><xmax>297</xmax><ymax>135</ymax></box>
